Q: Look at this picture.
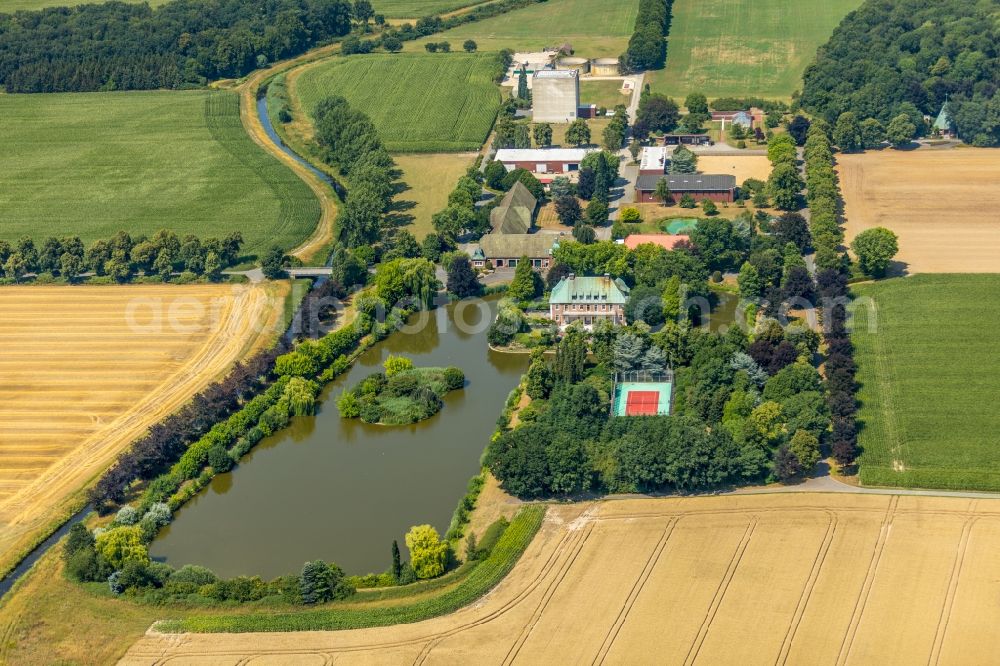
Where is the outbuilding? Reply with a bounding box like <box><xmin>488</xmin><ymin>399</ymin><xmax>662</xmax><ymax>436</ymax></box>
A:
<box><xmin>663</xmin><ymin>133</ymin><xmax>711</xmax><ymax>146</ymax></box>
<box><xmin>473</xmin><ymin>234</ymin><xmax>560</xmax><ymax>270</ymax></box>
<box><xmin>494</xmin><ymin>147</ymin><xmax>595</xmax><ymax>175</ymax></box>
<box><xmin>639</xmin><ymin>146</ymin><xmax>669</xmax><ymax>175</ymax></box>
<box><xmin>634</xmin><ymin>174</ymin><xmax>737</xmax><ymax>203</ymax></box>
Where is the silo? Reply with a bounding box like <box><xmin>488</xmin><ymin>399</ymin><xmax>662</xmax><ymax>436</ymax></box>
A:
<box><xmin>532</xmin><ymin>70</ymin><xmax>580</xmax><ymax>123</ymax></box>
<box><xmin>590</xmin><ymin>58</ymin><xmax>620</xmax><ymax>76</ymax></box>
<box><xmin>557</xmin><ymin>57</ymin><xmax>590</xmax><ymax>75</ymax></box>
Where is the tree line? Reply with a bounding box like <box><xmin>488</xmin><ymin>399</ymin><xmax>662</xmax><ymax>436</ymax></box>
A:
<box><xmin>800</xmin><ymin>0</ymin><xmax>1000</xmax><ymax>146</ymax></box>
<box><xmin>0</xmin><ymin>0</ymin><xmax>354</xmax><ymax>93</ymax></box>
<box><xmin>621</xmin><ymin>0</ymin><xmax>674</xmax><ymax>73</ymax></box>
<box><xmin>0</xmin><ymin>230</ymin><xmax>243</xmax><ymax>283</ymax></box>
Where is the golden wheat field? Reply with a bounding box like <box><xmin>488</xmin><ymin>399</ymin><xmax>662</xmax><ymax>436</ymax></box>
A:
<box><xmin>0</xmin><ymin>284</ymin><xmax>281</xmax><ymax>572</ymax></box>
<box><xmin>837</xmin><ymin>149</ymin><xmax>1000</xmax><ymax>274</ymax></box>
<box><xmin>125</xmin><ymin>492</ymin><xmax>1000</xmax><ymax>665</ymax></box>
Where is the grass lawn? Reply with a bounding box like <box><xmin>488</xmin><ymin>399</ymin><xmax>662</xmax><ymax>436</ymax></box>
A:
<box><xmin>406</xmin><ymin>0</ymin><xmax>640</xmax><ymax>57</ymax></box>
<box><xmin>372</xmin><ymin>0</ymin><xmax>490</xmax><ymax>17</ymax></box>
<box><xmin>647</xmin><ymin>0</ymin><xmax>864</xmax><ymax>100</ymax></box>
<box><xmin>579</xmin><ymin>80</ymin><xmax>632</xmax><ymax>110</ymax></box>
<box><xmin>293</xmin><ymin>53</ymin><xmax>500</xmax><ymax>152</ymax></box>
<box><xmin>545</xmin><ymin>117</ymin><xmax>612</xmax><ymax>148</ymax></box>
<box><xmin>0</xmin><ymin>91</ymin><xmax>319</xmax><ymax>256</ymax></box>
<box><xmin>394</xmin><ymin>153</ymin><xmax>477</xmax><ymax>239</ymax></box>
<box><xmin>853</xmin><ymin>275</ymin><xmax>1000</xmax><ymax>491</ymax></box>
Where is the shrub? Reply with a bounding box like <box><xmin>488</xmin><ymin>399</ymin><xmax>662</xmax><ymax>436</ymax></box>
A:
<box><xmin>114</xmin><ymin>505</ymin><xmax>138</xmax><ymax>526</ymax></box>
<box><xmin>443</xmin><ymin>367</ymin><xmax>465</xmax><ymax>391</ymax></box>
<box><xmin>95</xmin><ymin>526</ymin><xmax>148</xmax><ymax>569</ymax></box>
<box><xmin>384</xmin><ymin>354</ymin><xmax>414</xmax><ymax>377</ymax></box>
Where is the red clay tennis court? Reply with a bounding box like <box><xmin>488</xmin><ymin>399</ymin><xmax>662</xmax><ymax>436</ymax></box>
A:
<box><xmin>625</xmin><ymin>390</ymin><xmax>661</xmax><ymax>416</ymax></box>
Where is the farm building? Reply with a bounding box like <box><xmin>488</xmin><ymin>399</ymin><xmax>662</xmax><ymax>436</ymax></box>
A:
<box><xmin>494</xmin><ymin>147</ymin><xmax>595</xmax><ymax>175</ymax></box>
<box><xmin>663</xmin><ymin>133</ymin><xmax>711</xmax><ymax>146</ymax></box>
<box><xmin>635</xmin><ymin>174</ymin><xmax>737</xmax><ymax>203</ymax></box>
<box><xmin>489</xmin><ymin>181</ymin><xmax>537</xmax><ymax>234</ymax></box>
<box><xmin>639</xmin><ymin>146</ymin><xmax>669</xmax><ymax>175</ymax></box>
<box><xmin>549</xmin><ymin>274</ymin><xmax>629</xmax><ymax>329</ymax></box>
<box><xmin>619</xmin><ymin>234</ymin><xmax>691</xmax><ymax>251</ymax></box>
<box><xmin>933</xmin><ymin>102</ymin><xmax>954</xmax><ymax>138</ymax></box>
<box><xmin>473</xmin><ymin>233</ymin><xmax>559</xmax><ymax>270</ymax></box>
<box><xmin>611</xmin><ymin>371</ymin><xmax>673</xmax><ymax>416</ymax></box>
<box><xmin>532</xmin><ymin>69</ymin><xmax>580</xmax><ymax>123</ymax></box>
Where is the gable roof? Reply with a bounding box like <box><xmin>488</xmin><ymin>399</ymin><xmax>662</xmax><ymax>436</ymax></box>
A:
<box><xmin>478</xmin><ymin>233</ymin><xmax>558</xmax><ymax>259</ymax></box>
<box><xmin>494</xmin><ymin>147</ymin><xmax>593</xmax><ymax>162</ymax></box>
<box><xmin>549</xmin><ymin>275</ymin><xmax>630</xmax><ymax>305</ymax></box>
<box><xmin>933</xmin><ymin>103</ymin><xmax>952</xmax><ymax>131</ymax></box>
<box><xmin>635</xmin><ymin>174</ymin><xmax>737</xmax><ymax>192</ymax></box>
<box><xmin>489</xmin><ymin>181</ymin><xmax>537</xmax><ymax>234</ymax></box>
<box><xmin>622</xmin><ymin>234</ymin><xmax>691</xmax><ymax>250</ymax></box>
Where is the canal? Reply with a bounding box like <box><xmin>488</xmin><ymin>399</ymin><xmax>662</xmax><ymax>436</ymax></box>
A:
<box><xmin>150</xmin><ymin>298</ymin><xmax>528</xmax><ymax>579</ymax></box>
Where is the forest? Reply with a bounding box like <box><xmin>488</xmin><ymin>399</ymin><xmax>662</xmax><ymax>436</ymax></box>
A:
<box><xmin>0</xmin><ymin>0</ymin><xmax>353</xmax><ymax>92</ymax></box>
<box><xmin>800</xmin><ymin>0</ymin><xmax>1000</xmax><ymax>145</ymax></box>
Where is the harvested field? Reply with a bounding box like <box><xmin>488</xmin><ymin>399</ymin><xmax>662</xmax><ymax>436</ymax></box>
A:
<box><xmin>838</xmin><ymin>149</ymin><xmax>1000</xmax><ymax>273</ymax></box>
<box><xmin>696</xmin><ymin>154</ymin><xmax>772</xmax><ymax>185</ymax></box>
<box><xmin>0</xmin><ymin>284</ymin><xmax>281</xmax><ymax>574</ymax></box>
<box><xmin>124</xmin><ymin>493</ymin><xmax>1000</xmax><ymax>665</ymax></box>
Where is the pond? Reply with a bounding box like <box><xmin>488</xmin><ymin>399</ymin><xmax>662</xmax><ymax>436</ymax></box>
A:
<box><xmin>150</xmin><ymin>298</ymin><xmax>528</xmax><ymax>579</ymax></box>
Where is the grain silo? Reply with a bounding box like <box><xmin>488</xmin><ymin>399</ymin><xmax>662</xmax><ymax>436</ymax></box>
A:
<box><xmin>532</xmin><ymin>70</ymin><xmax>580</xmax><ymax>123</ymax></box>
<box><xmin>591</xmin><ymin>58</ymin><xmax>620</xmax><ymax>76</ymax></box>
<box><xmin>556</xmin><ymin>56</ymin><xmax>590</xmax><ymax>75</ymax></box>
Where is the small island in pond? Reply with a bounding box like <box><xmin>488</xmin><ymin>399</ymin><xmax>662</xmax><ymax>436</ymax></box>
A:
<box><xmin>337</xmin><ymin>355</ymin><xmax>465</xmax><ymax>425</ymax></box>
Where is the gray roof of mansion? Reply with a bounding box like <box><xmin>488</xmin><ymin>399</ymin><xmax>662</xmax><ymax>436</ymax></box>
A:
<box><xmin>635</xmin><ymin>174</ymin><xmax>737</xmax><ymax>192</ymax></box>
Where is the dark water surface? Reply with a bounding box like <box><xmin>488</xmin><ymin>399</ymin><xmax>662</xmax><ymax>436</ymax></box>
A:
<box><xmin>151</xmin><ymin>299</ymin><xmax>528</xmax><ymax>578</ymax></box>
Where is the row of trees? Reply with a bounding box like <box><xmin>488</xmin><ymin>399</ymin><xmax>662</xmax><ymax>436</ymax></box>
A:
<box><xmin>312</xmin><ymin>95</ymin><xmax>399</xmax><ymax>249</ymax></box>
<box><xmin>832</xmin><ymin>111</ymin><xmax>918</xmax><ymax>151</ymax></box>
<box><xmin>800</xmin><ymin>0</ymin><xmax>999</xmax><ymax>145</ymax></box>
<box><xmin>765</xmin><ymin>133</ymin><xmax>803</xmax><ymax>211</ymax></box>
<box><xmin>621</xmin><ymin>0</ymin><xmax>673</xmax><ymax>73</ymax></box>
<box><xmin>0</xmin><ymin>230</ymin><xmax>243</xmax><ymax>283</ymax></box>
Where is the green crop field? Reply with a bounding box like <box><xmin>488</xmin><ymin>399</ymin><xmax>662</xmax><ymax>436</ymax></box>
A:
<box><xmin>406</xmin><ymin>0</ymin><xmax>640</xmax><ymax>57</ymax></box>
<box><xmin>373</xmin><ymin>0</ymin><xmax>488</xmax><ymax>18</ymax></box>
<box><xmin>1</xmin><ymin>0</ymin><xmax>167</xmax><ymax>11</ymax></box>
<box><xmin>853</xmin><ymin>275</ymin><xmax>1000</xmax><ymax>491</ymax></box>
<box><xmin>647</xmin><ymin>0</ymin><xmax>863</xmax><ymax>100</ymax></box>
<box><xmin>0</xmin><ymin>91</ymin><xmax>319</xmax><ymax>256</ymax></box>
<box><xmin>294</xmin><ymin>53</ymin><xmax>501</xmax><ymax>152</ymax></box>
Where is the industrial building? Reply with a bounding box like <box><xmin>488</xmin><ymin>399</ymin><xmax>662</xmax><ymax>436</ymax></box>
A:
<box><xmin>532</xmin><ymin>69</ymin><xmax>580</xmax><ymax>123</ymax></box>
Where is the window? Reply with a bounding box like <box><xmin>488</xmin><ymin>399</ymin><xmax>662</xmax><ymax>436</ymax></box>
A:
<box><xmin>509</xmin><ymin>259</ymin><xmax>518</xmax><ymax>267</ymax></box>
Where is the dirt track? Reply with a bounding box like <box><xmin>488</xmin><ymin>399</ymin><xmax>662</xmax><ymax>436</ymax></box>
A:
<box><xmin>0</xmin><ymin>284</ymin><xmax>281</xmax><ymax>573</ymax></box>
<box><xmin>837</xmin><ymin>149</ymin><xmax>1000</xmax><ymax>273</ymax></box>
<box><xmin>124</xmin><ymin>492</ymin><xmax>1000</xmax><ymax>665</ymax></box>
